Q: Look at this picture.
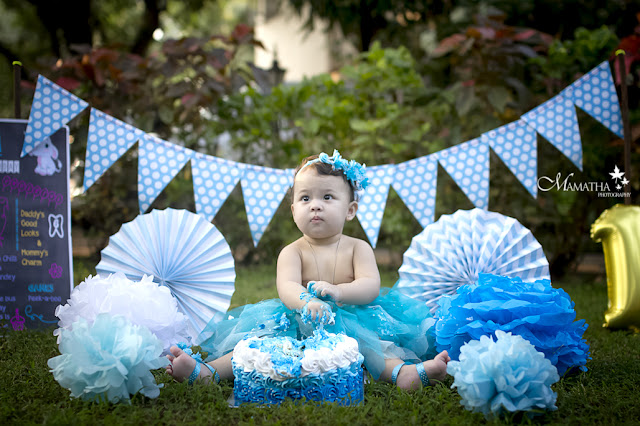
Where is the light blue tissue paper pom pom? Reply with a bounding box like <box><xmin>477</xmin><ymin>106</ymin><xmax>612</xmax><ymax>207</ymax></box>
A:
<box><xmin>48</xmin><ymin>313</ymin><xmax>169</xmax><ymax>403</ymax></box>
<box><xmin>435</xmin><ymin>273</ymin><xmax>590</xmax><ymax>375</ymax></box>
<box><xmin>448</xmin><ymin>330</ymin><xmax>560</xmax><ymax>419</ymax></box>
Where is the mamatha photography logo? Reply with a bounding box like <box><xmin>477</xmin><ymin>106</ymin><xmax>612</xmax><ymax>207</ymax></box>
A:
<box><xmin>537</xmin><ymin>165</ymin><xmax>631</xmax><ymax>198</ymax></box>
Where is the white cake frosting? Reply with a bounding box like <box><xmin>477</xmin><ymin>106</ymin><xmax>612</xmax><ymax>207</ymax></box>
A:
<box><xmin>233</xmin><ymin>330</ymin><xmax>362</xmax><ymax>381</ymax></box>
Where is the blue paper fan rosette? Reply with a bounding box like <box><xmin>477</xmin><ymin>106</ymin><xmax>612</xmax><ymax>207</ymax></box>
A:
<box><xmin>394</xmin><ymin>208</ymin><xmax>550</xmax><ymax>311</ymax></box>
<box><xmin>435</xmin><ymin>273</ymin><xmax>590</xmax><ymax>375</ymax></box>
<box><xmin>96</xmin><ymin>208</ymin><xmax>236</xmax><ymax>339</ymax></box>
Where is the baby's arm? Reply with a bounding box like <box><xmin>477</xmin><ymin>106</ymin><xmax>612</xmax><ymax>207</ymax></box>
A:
<box><xmin>276</xmin><ymin>244</ymin><xmax>328</xmax><ymax>319</ymax></box>
<box><xmin>312</xmin><ymin>239</ymin><xmax>380</xmax><ymax>305</ymax></box>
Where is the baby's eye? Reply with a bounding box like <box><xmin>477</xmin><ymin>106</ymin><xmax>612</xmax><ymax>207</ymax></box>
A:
<box><xmin>301</xmin><ymin>195</ymin><xmax>310</xmax><ymax>202</ymax></box>
<box><xmin>324</xmin><ymin>194</ymin><xmax>333</xmax><ymax>200</ymax></box>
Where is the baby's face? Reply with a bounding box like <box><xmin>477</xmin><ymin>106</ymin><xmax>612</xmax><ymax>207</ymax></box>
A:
<box><xmin>291</xmin><ymin>168</ymin><xmax>357</xmax><ymax>241</ymax></box>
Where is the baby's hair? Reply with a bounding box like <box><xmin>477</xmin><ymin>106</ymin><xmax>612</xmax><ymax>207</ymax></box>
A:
<box><xmin>291</xmin><ymin>155</ymin><xmax>356</xmax><ymax>202</ymax></box>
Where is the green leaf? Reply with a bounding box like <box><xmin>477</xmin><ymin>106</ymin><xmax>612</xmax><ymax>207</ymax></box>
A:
<box><xmin>487</xmin><ymin>86</ymin><xmax>511</xmax><ymax>113</ymax></box>
<box><xmin>349</xmin><ymin>119</ymin><xmax>376</xmax><ymax>133</ymax></box>
<box><xmin>455</xmin><ymin>85</ymin><xmax>477</xmax><ymax>116</ymax></box>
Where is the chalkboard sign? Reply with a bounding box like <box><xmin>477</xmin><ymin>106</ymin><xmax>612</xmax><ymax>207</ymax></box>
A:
<box><xmin>0</xmin><ymin>119</ymin><xmax>72</xmax><ymax>330</ymax></box>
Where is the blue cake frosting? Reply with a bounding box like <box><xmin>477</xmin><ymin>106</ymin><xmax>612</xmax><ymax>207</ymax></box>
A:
<box><xmin>232</xmin><ymin>330</ymin><xmax>364</xmax><ymax>406</ymax></box>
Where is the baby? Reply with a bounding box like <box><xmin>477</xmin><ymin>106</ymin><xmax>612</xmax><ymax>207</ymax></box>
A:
<box><xmin>167</xmin><ymin>150</ymin><xmax>450</xmax><ymax>390</ymax></box>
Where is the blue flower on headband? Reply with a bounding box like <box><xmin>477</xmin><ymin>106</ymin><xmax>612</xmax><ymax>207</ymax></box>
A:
<box><xmin>307</xmin><ymin>149</ymin><xmax>369</xmax><ymax>191</ymax></box>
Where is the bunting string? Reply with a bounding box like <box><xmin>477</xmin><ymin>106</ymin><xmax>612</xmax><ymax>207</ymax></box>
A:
<box><xmin>19</xmin><ymin>61</ymin><xmax>624</xmax><ymax>246</ymax></box>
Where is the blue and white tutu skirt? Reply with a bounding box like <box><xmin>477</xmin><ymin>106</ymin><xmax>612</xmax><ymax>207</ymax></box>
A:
<box><xmin>196</xmin><ymin>287</ymin><xmax>437</xmax><ymax>380</ymax></box>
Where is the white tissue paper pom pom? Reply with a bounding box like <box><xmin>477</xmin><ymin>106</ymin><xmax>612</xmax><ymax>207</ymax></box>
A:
<box><xmin>48</xmin><ymin>314</ymin><xmax>169</xmax><ymax>403</ymax></box>
<box><xmin>53</xmin><ymin>272</ymin><xmax>190</xmax><ymax>353</ymax></box>
<box><xmin>447</xmin><ymin>330</ymin><xmax>560</xmax><ymax>419</ymax></box>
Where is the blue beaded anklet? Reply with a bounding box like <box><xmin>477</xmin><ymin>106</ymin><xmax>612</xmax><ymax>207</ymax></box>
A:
<box><xmin>188</xmin><ymin>362</ymin><xmax>201</xmax><ymax>385</ymax></box>
<box><xmin>391</xmin><ymin>362</ymin><xmax>430</xmax><ymax>387</ymax></box>
<box><xmin>415</xmin><ymin>362</ymin><xmax>430</xmax><ymax>387</ymax></box>
<box><xmin>187</xmin><ymin>360</ymin><xmax>221</xmax><ymax>385</ymax></box>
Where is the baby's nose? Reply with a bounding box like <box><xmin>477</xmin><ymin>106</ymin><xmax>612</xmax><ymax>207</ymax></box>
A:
<box><xmin>310</xmin><ymin>200</ymin><xmax>323</xmax><ymax>210</ymax></box>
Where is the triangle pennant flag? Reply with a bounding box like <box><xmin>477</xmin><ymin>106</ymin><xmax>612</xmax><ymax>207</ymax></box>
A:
<box><xmin>521</xmin><ymin>93</ymin><xmax>583</xmax><ymax>171</ymax></box>
<box><xmin>84</xmin><ymin>108</ymin><xmax>145</xmax><ymax>191</ymax></box>
<box><xmin>191</xmin><ymin>154</ymin><xmax>245</xmax><ymax>222</ymax></box>
<box><xmin>22</xmin><ymin>75</ymin><xmax>89</xmax><ymax>157</ymax></box>
<box><xmin>356</xmin><ymin>164</ymin><xmax>394</xmax><ymax>248</ymax></box>
<box><xmin>241</xmin><ymin>165</ymin><xmax>294</xmax><ymax>247</ymax></box>
<box><xmin>435</xmin><ymin>138</ymin><xmax>490</xmax><ymax>210</ymax></box>
<box><xmin>562</xmin><ymin>61</ymin><xmax>624</xmax><ymax>138</ymax></box>
<box><xmin>391</xmin><ymin>155</ymin><xmax>438</xmax><ymax>229</ymax></box>
<box><xmin>481</xmin><ymin>119</ymin><xmax>538</xmax><ymax>198</ymax></box>
<box><xmin>138</xmin><ymin>135</ymin><xmax>194</xmax><ymax>213</ymax></box>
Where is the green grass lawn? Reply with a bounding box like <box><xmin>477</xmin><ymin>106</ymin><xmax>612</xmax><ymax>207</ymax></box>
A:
<box><xmin>1</xmin><ymin>261</ymin><xmax>639</xmax><ymax>425</ymax></box>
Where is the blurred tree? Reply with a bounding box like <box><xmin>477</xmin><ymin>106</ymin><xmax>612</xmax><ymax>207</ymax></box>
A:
<box><xmin>284</xmin><ymin>0</ymin><xmax>640</xmax><ymax>54</ymax></box>
<box><xmin>0</xmin><ymin>0</ymin><xmax>259</xmax><ymax>255</ymax></box>
<box><xmin>0</xmin><ymin>0</ymin><xmax>254</xmax><ymax>117</ymax></box>
<box><xmin>286</xmin><ymin>0</ymin><xmax>449</xmax><ymax>52</ymax></box>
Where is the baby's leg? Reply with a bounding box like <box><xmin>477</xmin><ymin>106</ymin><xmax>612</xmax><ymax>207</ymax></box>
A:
<box><xmin>166</xmin><ymin>347</ymin><xmax>234</xmax><ymax>384</ymax></box>
<box><xmin>380</xmin><ymin>351</ymin><xmax>451</xmax><ymax>390</ymax></box>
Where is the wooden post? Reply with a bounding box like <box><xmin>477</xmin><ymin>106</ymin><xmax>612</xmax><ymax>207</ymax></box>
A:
<box><xmin>12</xmin><ymin>61</ymin><xmax>22</xmax><ymax>119</ymax></box>
<box><xmin>616</xmin><ymin>51</ymin><xmax>631</xmax><ymax>205</ymax></box>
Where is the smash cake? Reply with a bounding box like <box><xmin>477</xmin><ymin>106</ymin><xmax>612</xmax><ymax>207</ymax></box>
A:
<box><xmin>231</xmin><ymin>330</ymin><xmax>365</xmax><ymax>406</ymax></box>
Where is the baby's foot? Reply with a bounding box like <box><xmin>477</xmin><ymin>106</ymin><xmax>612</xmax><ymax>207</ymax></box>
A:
<box><xmin>165</xmin><ymin>345</ymin><xmax>197</xmax><ymax>382</ymax></box>
<box><xmin>396</xmin><ymin>350</ymin><xmax>451</xmax><ymax>390</ymax></box>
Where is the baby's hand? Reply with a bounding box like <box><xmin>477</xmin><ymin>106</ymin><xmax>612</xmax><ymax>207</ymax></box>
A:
<box><xmin>309</xmin><ymin>281</ymin><xmax>342</xmax><ymax>304</ymax></box>
<box><xmin>301</xmin><ymin>300</ymin><xmax>335</xmax><ymax>325</ymax></box>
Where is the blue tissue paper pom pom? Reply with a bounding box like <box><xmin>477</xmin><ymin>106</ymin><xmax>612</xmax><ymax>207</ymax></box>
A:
<box><xmin>48</xmin><ymin>313</ymin><xmax>169</xmax><ymax>403</ymax></box>
<box><xmin>448</xmin><ymin>330</ymin><xmax>560</xmax><ymax>419</ymax></box>
<box><xmin>435</xmin><ymin>273</ymin><xmax>590</xmax><ymax>375</ymax></box>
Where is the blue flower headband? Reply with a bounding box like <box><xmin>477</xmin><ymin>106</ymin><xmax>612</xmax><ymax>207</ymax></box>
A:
<box><xmin>300</xmin><ymin>149</ymin><xmax>370</xmax><ymax>192</ymax></box>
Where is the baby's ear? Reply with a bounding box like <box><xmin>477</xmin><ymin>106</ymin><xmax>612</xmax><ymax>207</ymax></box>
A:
<box><xmin>346</xmin><ymin>201</ymin><xmax>358</xmax><ymax>221</ymax></box>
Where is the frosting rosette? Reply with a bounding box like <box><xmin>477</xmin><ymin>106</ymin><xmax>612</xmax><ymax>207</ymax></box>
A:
<box><xmin>435</xmin><ymin>273</ymin><xmax>590</xmax><ymax>375</ymax></box>
<box><xmin>48</xmin><ymin>313</ymin><xmax>169</xmax><ymax>403</ymax></box>
<box><xmin>448</xmin><ymin>331</ymin><xmax>560</xmax><ymax>419</ymax></box>
<box><xmin>53</xmin><ymin>273</ymin><xmax>190</xmax><ymax>353</ymax></box>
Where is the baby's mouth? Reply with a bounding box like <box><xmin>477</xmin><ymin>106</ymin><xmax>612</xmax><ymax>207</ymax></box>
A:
<box><xmin>311</xmin><ymin>216</ymin><xmax>322</xmax><ymax>222</ymax></box>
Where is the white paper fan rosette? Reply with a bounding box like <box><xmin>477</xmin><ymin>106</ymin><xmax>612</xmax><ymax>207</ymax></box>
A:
<box><xmin>394</xmin><ymin>208</ymin><xmax>550</xmax><ymax>311</ymax></box>
<box><xmin>96</xmin><ymin>208</ymin><xmax>236</xmax><ymax>339</ymax></box>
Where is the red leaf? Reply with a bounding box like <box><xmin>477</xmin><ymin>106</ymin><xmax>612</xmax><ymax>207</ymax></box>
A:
<box><xmin>181</xmin><ymin>93</ymin><xmax>195</xmax><ymax>106</ymax></box>
<box><xmin>54</xmin><ymin>77</ymin><xmax>81</xmax><ymax>91</ymax></box>
<box><xmin>513</xmin><ymin>29</ymin><xmax>537</xmax><ymax>41</ymax></box>
<box><xmin>612</xmin><ymin>35</ymin><xmax>640</xmax><ymax>84</ymax></box>
<box><xmin>432</xmin><ymin>34</ymin><xmax>466</xmax><ymax>57</ymax></box>
<box><xmin>231</xmin><ymin>24</ymin><xmax>253</xmax><ymax>42</ymax></box>
<box><xmin>467</xmin><ymin>27</ymin><xmax>495</xmax><ymax>40</ymax></box>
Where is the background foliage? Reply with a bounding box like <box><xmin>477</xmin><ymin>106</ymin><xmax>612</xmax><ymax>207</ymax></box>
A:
<box><xmin>0</xmin><ymin>0</ymin><xmax>638</xmax><ymax>276</ymax></box>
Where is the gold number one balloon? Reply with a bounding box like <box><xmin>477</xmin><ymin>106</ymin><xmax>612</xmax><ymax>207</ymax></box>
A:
<box><xmin>591</xmin><ymin>204</ymin><xmax>640</xmax><ymax>331</ymax></box>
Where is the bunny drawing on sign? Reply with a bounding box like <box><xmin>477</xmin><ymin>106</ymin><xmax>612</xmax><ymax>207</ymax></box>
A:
<box><xmin>30</xmin><ymin>137</ymin><xmax>62</xmax><ymax>176</ymax></box>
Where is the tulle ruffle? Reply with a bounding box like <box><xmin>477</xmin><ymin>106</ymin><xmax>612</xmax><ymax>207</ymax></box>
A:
<box><xmin>48</xmin><ymin>314</ymin><xmax>169</xmax><ymax>403</ymax></box>
<box><xmin>435</xmin><ymin>273</ymin><xmax>590</xmax><ymax>375</ymax></box>
<box><xmin>196</xmin><ymin>288</ymin><xmax>437</xmax><ymax>380</ymax></box>
<box><xmin>447</xmin><ymin>330</ymin><xmax>559</xmax><ymax>419</ymax></box>
<box><xmin>54</xmin><ymin>273</ymin><xmax>190</xmax><ymax>353</ymax></box>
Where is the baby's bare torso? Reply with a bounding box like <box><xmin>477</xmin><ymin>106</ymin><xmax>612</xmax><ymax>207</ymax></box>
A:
<box><xmin>293</xmin><ymin>235</ymin><xmax>358</xmax><ymax>286</ymax></box>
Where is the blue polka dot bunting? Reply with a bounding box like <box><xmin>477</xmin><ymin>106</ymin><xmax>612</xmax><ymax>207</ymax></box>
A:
<box><xmin>481</xmin><ymin>119</ymin><xmax>538</xmax><ymax>198</ymax></box>
<box><xmin>138</xmin><ymin>135</ymin><xmax>194</xmax><ymax>213</ymax></box>
<box><xmin>356</xmin><ymin>164</ymin><xmax>394</xmax><ymax>248</ymax></box>
<box><xmin>562</xmin><ymin>61</ymin><xmax>624</xmax><ymax>139</ymax></box>
<box><xmin>391</xmin><ymin>155</ymin><xmax>438</xmax><ymax>229</ymax></box>
<box><xmin>191</xmin><ymin>154</ymin><xmax>244</xmax><ymax>223</ymax></box>
<box><xmin>22</xmin><ymin>75</ymin><xmax>88</xmax><ymax>157</ymax></box>
<box><xmin>435</xmin><ymin>138</ymin><xmax>490</xmax><ymax>210</ymax></box>
<box><xmin>84</xmin><ymin>108</ymin><xmax>145</xmax><ymax>191</ymax></box>
<box><xmin>521</xmin><ymin>94</ymin><xmax>583</xmax><ymax>171</ymax></box>
<box><xmin>240</xmin><ymin>165</ymin><xmax>294</xmax><ymax>247</ymax></box>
